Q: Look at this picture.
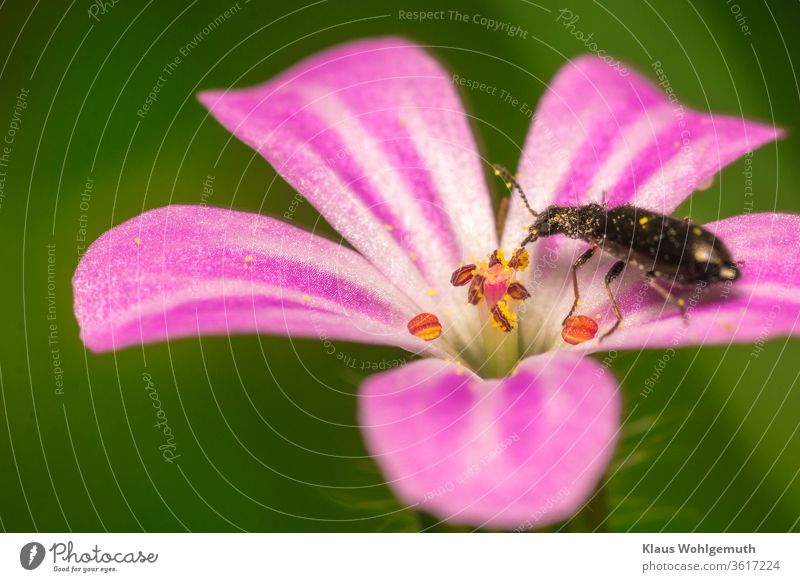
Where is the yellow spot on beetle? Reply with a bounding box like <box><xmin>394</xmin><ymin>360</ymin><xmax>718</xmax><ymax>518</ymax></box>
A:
<box><xmin>639</xmin><ymin>216</ymin><xmax>649</xmax><ymax>225</ymax></box>
<box><xmin>692</xmin><ymin>227</ymin><xmax>702</xmax><ymax>235</ymax></box>
<box><xmin>694</xmin><ymin>247</ymin><xmax>711</xmax><ymax>262</ymax></box>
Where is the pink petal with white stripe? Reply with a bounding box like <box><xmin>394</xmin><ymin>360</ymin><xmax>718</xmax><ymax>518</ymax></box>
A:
<box><xmin>502</xmin><ymin>55</ymin><xmax>781</xmax><ymax>250</ymax></box>
<box><xmin>199</xmin><ymin>38</ymin><xmax>496</xmax><ymax>335</ymax></box>
<box><xmin>73</xmin><ymin>205</ymin><xmax>437</xmax><ymax>354</ymax></box>
<box><xmin>360</xmin><ymin>353</ymin><xmax>620</xmax><ymax>529</ymax></box>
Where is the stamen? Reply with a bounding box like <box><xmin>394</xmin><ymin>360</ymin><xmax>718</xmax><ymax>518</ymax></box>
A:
<box><xmin>407</xmin><ymin>312</ymin><xmax>442</xmax><ymax>341</ymax></box>
<box><xmin>508</xmin><ymin>248</ymin><xmax>529</xmax><ymax>270</ymax></box>
<box><xmin>450</xmin><ymin>264</ymin><xmax>477</xmax><ymax>286</ymax></box>
<box><xmin>562</xmin><ymin>315</ymin><xmax>599</xmax><ymax>345</ymax></box>
<box><xmin>506</xmin><ymin>282</ymin><xmax>531</xmax><ymax>300</ymax></box>
<box><xmin>490</xmin><ymin>301</ymin><xmax>516</xmax><ymax>332</ymax></box>
<box><xmin>451</xmin><ymin>248</ymin><xmax>531</xmax><ymax>333</ymax></box>
<box><xmin>467</xmin><ymin>274</ymin><xmax>485</xmax><ymax>305</ymax></box>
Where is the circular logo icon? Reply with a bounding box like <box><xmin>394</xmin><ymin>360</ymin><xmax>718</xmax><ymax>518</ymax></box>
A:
<box><xmin>19</xmin><ymin>542</ymin><xmax>45</xmax><ymax>570</ymax></box>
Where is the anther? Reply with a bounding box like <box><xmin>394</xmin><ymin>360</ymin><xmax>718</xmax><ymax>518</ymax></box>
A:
<box><xmin>407</xmin><ymin>312</ymin><xmax>442</xmax><ymax>341</ymax></box>
<box><xmin>490</xmin><ymin>302</ymin><xmax>516</xmax><ymax>332</ymax></box>
<box><xmin>508</xmin><ymin>248</ymin><xmax>529</xmax><ymax>270</ymax></box>
<box><xmin>506</xmin><ymin>282</ymin><xmax>531</xmax><ymax>300</ymax></box>
<box><xmin>562</xmin><ymin>315</ymin><xmax>599</xmax><ymax>345</ymax></box>
<box><xmin>467</xmin><ymin>274</ymin><xmax>485</xmax><ymax>305</ymax></box>
<box><xmin>450</xmin><ymin>264</ymin><xmax>477</xmax><ymax>286</ymax></box>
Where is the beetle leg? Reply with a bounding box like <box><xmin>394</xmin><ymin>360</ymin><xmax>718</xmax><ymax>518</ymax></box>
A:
<box><xmin>599</xmin><ymin>260</ymin><xmax>626</xmax><ymax>341</ymax></box>
<box><xmin>645</xmin><ymin>271</ymin><xmax>688</xmax><ymax>323</ymax></box>
<box><xmin>563</xmin><ymin>245</ymin><xmax>599</xmax><ymax>325</ymax></box>
<box><xmin>493</xmin><ymin>163</ymin><xmax>538</xmax><ymax>218</ymax></box>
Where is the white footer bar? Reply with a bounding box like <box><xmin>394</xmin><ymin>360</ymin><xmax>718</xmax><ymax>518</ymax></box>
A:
<box><xmin>1</xmin><ymin>533</ymin><xmax>797</xmax><ymax>581</ymax></box>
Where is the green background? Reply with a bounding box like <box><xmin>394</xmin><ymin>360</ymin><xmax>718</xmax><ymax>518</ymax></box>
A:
<box><xmin>1</xmin><ymin>0</ymin><xmax>799</xmax><ymax>532</ymax></box>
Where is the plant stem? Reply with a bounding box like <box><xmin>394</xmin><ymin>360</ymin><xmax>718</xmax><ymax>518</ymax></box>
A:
<box><xmin>565</xmin><ymin>482</ymin><xmax>610</xmax><ymax>532</ymax></box>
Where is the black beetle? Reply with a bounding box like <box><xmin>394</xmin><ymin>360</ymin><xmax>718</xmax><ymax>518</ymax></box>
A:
<box><xmin>494</xmin><ymin>165</ymin><xmax>740</xmax><ymax>340</ymax></box>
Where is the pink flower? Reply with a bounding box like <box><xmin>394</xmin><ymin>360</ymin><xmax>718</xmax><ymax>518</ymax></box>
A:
<box><xmin>73</xmin><ymin>38</ymin><xmax>797</xmax><ymax>529</ymax></box>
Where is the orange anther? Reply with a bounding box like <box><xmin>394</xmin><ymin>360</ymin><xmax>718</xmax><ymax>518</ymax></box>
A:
<box><xmin>562</xmin><ymin>315</ymin><xmax>599</xmax><ymax>345</ymax></box>
<box><xmin>407</xmin><ymin>312</ymin><xmax>442</xmax><ymax>341</ymax></box>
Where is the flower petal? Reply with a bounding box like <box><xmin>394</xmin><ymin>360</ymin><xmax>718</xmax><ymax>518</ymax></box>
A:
<box><xmin>359</xmin><ymin>352</ymin><xmax>620</xmax><ymax>529</ymax></box>
<box><xmin>502</xmin><ymin>55</ymin><xmax>781</xmax><ymax>250</ymax></box>
<box><xmin>73</xmin><ymin>205</ymin><xmax>442</xmax><ymax>354</ymax></box>
<box><xmin>199</xmin><ymin>38</ymin><xmax>496</xmax><ymax>333</ymax></box>
<box><xmin>580</xmin><ymin>212</ymin><xmax>800</xmax><ymax>352</ymax></box>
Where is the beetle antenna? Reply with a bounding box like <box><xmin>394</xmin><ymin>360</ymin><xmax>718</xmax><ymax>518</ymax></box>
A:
<box><xmin>492</xmin><ymin>164</ymin><xmax>538</xmax><ymax>217</ymax></box>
